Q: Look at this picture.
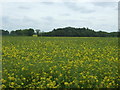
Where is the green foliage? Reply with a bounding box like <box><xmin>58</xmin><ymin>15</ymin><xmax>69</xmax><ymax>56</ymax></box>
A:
<box><xmin>41</xmin><ymin>27</ymin><xmax>119</xmax><ymax>37</ymax></box>
<box><xmin>10</xmin><ymin>28</ymin><xmax>34</xmax><ymax>36</ymax></box>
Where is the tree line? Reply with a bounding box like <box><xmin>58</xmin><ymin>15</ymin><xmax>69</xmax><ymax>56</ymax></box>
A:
<box><xmin>0</xmin><ymin>27</ymin><xmax>119</xmax><ymax>37</ymax></box>
<box><xmin>41</xmin><ymin>27</ymin><xmax>119</xmax><ymax>37</ymax></box>
<box><xmin>1</xmin><ymin>28</ymin><xmax>34</xmax><ymax>36</ymax></box>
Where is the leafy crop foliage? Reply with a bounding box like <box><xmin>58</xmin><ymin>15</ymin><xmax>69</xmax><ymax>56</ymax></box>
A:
<box><xmin>2</xmin><ymin>37</ymin><xmax>120</xmax><ymax>88</ymax></box>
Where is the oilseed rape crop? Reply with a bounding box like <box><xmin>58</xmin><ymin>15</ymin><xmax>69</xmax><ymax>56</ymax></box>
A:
<box><xmin>2</xmin><ymin>37</ymin><xmax>120</xmax><ymax>88</ymax></box>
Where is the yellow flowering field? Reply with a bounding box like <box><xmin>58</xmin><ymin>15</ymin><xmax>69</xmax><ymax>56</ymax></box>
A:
<box><xmin>2</xmin><ymin>37</ymin><xmax>120</xmax><ymax>88</ymax></box>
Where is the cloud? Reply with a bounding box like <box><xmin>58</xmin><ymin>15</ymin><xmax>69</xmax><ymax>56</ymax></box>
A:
<box><xmin>41</xmin><ymin>16</ymin><xmax>55</xmax><ymax>21</ymax></box>
<box><xmin>63</xmin><ymin>2</ymin><xmax>95</xmax><ymax>13</ymax></box>
<box><xmin>41</xmin><ymin>2</ymin><xmax>54</xmax><ymax>5</ymax></box>
<box><xmin>1</xmin><ymin>2</ymin><xmax>118</xmax><ymax>32</ymax></box>
<box><xmin>18</xmin><ymin>6</ymin><xmax>30</xmax><ymax>9</ymax></box>
<box><xmin>2</xmin><ymin>16</ymin><xmax>9</xmax><ymax>23</ymax></box>
<box><xmin>92</xmin><ymin>2</ymin><xmax>117</xmax><ymax>7</ymax></box>
<box><xmin>61</xmin><ymin>13</ymin><xmax>70</xmax><ymax>16</ymax></box>
<box><xmin>2</xmin><ymin>15</ymin><xmax>40</xmax><ymax>30</ymax></box>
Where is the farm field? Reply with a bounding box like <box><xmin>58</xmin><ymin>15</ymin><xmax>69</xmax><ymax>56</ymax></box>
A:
<box><xmin>2</xmin><ymin>37</ymin><xmax>120</xmax><ymax>88</ymax></box>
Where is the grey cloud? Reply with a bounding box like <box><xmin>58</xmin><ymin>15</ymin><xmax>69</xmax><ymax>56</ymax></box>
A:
<box><xmin>64</xmin><ymin>2</ymin><xmax>95</xmax><ymax>13</ymax></box>
<box><xmin>61</xmin><ymin>13</ymin><xmax>70</xmax><ymax>16</ymax></box>
<box><xmin>22</xmin><ymin>16</ymin><xmax>36</xmax><ymax>23</ymax></box>
<box><xmin>41</xmin><ymin>2</ymin><xmax>54</xmax><ymax>5</ymax></box>
<box><xmin>2</xmin><ymin>16</ymin><xmax>18</xmax><ymax>30</ymax></box>
<box><xmin>18</xmin><ymin>6</ymin><xmax>30</xmax><ymax>9</ymax></box>
<box><xmin>2</xmin><ymin>16</ymin><xmax>9</xmax><ymax>23</ymax></box>
<box><xmin>41</xmin><ymin>16</ymin><xmax>55</xmax><ymax>21</ymax></box>
<box><xmin>2</xmin><ymin>16</ymin><xmax>39</xmax><ymax>30</ymax></box>
<box><xmin>65</xmin><ymin>19</ymin><xmax>87</xmax><ymax>23</ymax></box>
<box><xmin>92</xmin><ymin>2</ymin><xmax>117</xmax><ymax>8</ymax></box>
<box><xmin>2</xmin><ymin>16</ymin><xmax>14</xmax><ymax>24</ymax></box>
<box><xmin>2</xmin><ymin>16</ymin><xmax>36</xmax><ymax>24</ymax></box>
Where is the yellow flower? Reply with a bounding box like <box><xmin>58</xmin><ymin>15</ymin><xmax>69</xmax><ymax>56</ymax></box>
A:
<box><xmin>11</xmin><ymin>82</ymin><xmax>15</xmax><ymax>85</ymax></box>
<box><xmin>8</xmin><ymin>77</ymin><xmax>15</xmax><ymax>80</ymax></box>
<box><xmin>96</xmin><ymin>80</ymin><xmax>98</xmax><ymax>82</ymax></box>
<box><xmin>109</xmin><ymin>83</ymin><xmax>112</xmax><ymax>85</ymax></box>
<box><xmin>21</xmin><ymin>83</ymin><xmax>24</xmax><ymax>85</ymax></box>
<box><xmin>59</xmin><ymin>73</ymin><xmax>62</xmax><ymax>77</ymax></box>
<box><xmin>80</xmin><ymin>81</ymin><xmax>82</xmax><ymax>83</ymax></box>
<box><xmin>2</xmin><ymin>79</ymin><xmax>6</xmax><ymax>83</ymax></box>
<box><xmin>23</xmin><ymin>78</ymin><xmax>26</xmax><ymax>80</ymax></box>
<box><xmin>2</xmin><ymin>84</ymin><xmax>6</xmax><ymax>88</ymax></box>
<box><xmin>22</xmin><ymin>67</ymin><xmax>25</xmax><ymax>71</ymax></box>
<box><xmin>32</xmin><ymin>79</ymin><xmax>36</xmax><ymax>82</ymax></box>
<box><xmin>64</xmin><ymin>82</ymin><xmax>69</xmax><ymax>85</ymax></box>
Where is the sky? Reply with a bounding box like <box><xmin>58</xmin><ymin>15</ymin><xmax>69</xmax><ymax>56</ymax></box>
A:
<box><xmin>0</xmin><ymin>0</ymin><xmax>119</xmax><ymax>32</ymax></box>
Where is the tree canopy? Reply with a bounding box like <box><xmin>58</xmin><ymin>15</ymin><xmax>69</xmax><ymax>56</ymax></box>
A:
<box><xmin>10</xmin><ymin>28</ymin><xmax>34</xmax><ymax>36</ymax></box>
<box><xmin>41</xmin><ymin>27</ymin><xmax>119</xmax><ymax>37</ymax></box>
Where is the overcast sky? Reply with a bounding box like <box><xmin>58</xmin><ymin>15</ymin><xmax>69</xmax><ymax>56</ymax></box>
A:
<box><xmin>1</xmin><ymin>1</ymin><xmax>118</xmax><ymax>32</ymax></box>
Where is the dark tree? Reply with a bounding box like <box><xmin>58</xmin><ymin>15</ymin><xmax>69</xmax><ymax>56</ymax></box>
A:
<box><xmin>1</xmin><ymin>30</ymin><xmax>9</xmax><ymax>36</ymax></box>
<box><xmin>35</xmin><ymin>29</ymin><xmax>40</xmax><ymax>36</ymax></box>
<box><xmin>10</xmin><ymin>28</ymin><xmax>34</xmax><ymax>36</ymax></box>
<box><xmin>41</xmin><ymin>27</ymin><xmax>118</xmax><ymax>37</ymax></box>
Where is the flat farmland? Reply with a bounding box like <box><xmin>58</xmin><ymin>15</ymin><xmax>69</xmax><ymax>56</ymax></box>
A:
<box><xmin>2</xmin><ymin>37</ymin><xmax>120</xmax><ymax>88</ymax></box>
